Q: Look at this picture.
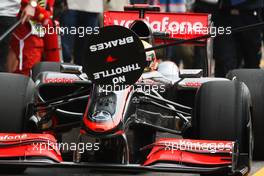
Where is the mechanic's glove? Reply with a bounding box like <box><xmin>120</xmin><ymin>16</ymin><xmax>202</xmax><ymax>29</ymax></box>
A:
<box><xmin>20</xmin><ymin>1</ymin><xmax>36</xmax><ymax>24</ymax></box>
<box><xmin>21</xmin><ymin>0</ymin><xmax>53</xmax><ymax>26</ymax></box>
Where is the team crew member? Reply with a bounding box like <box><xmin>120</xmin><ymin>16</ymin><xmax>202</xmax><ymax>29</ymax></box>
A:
<box><xmin>214</xmin><ymin>0</ymin><xmax>264</xmax><ymax>77</ymax></box>
<box><xmin>193</xmin><ymin>0</ymin><xmax>218</xmax><ymax>69</ymax></box>
<box><xmin>159</xmin><ymin>0</ymin><xmax>186</xmax><ymax>12</ymax></box>
<box><xmin>0</xmin><ymin>0</ymin><xmax>21</xmax><ymax>72</ymax></box>
<box><xmin>7</xmin><ymin>0</ymin><xmax>61</xmax><ymax>75</ymax></box>
<box><xmin>60</xmin><ymin>0</ymin><xmax>103</xmax><ymax>64</ymax></box>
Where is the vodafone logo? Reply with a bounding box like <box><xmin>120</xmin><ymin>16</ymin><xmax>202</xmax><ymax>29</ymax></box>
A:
<box><xmin>114</xmin><ymin>17</ymin><xmax>204</xmax><ymax>34</ymax></box>
<box><xmin>0</xmin><ymin>134</ymin><xmax>28</xmax><ymax>141</ymax></box>
<box><xmin>184</xmin><ymin>82</ymin><xmax>202</xmax><ymax>88</ymax></box>
<box><xmin>45</xmin><ymin>78</ymin><xmax>79</xmax><ymax>83</ymax></box>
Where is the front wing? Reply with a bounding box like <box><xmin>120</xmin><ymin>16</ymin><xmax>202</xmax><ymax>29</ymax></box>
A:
<box><xmin>0</xmin><ymin>133</ymin><xmax>248</xmax><ymax>175</ymax></box>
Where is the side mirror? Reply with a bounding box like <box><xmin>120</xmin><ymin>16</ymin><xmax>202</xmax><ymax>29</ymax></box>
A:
<box><xmin>60</xmin><ymin>63</ymin><xmax>83</xmax><ymax>74</ymax></box>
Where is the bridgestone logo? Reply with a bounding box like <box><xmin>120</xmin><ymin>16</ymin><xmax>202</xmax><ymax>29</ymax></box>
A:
<box><xmin>89</xmin><ymin>36</ymin><xmax>134</xmax><ymax>52</ymax></box>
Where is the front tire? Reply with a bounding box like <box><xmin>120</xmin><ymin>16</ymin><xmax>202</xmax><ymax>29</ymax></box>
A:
<box><xmin>227</xmin><ymin>69</ymin><xmax>264</xmax><ymax>160</ymax></box>
<box><xmin>193</xmin><ymin>81</ymin><xmax>252</xmax><ymax>176</ymax></box>
<box><xmin>0</xmin><ymin>73</ymin><xmax>35</xmax><ymax>173</ymax></box>
<box><xmin>0</xmin><ymin>73</ymin><xmax>34</xmax><ymax>132</ymax></box>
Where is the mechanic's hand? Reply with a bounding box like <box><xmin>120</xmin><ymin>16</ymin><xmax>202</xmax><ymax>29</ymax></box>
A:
<box><xmin>21</xmin><ymin>4</ymin><xmax>36</xmax><ymax>24</ymax></box>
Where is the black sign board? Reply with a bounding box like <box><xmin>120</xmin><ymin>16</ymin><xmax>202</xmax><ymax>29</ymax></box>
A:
<box><xmin>83</xmin><ymin>26</ymin><xmax>146</xmax><ymax>90</ymax></box>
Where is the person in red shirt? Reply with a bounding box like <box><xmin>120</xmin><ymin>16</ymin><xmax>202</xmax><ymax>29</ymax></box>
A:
<box><xmin>7</xmin><ymin>0</ymin><xmax>61</xmax><ymax>76</ymax></box>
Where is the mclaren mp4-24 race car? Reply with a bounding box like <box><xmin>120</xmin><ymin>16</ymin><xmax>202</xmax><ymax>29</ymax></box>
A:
<box><xmin>0</xmin><ymin>4</ymin><xmax>264</xmax><ymax>176</ymax></box>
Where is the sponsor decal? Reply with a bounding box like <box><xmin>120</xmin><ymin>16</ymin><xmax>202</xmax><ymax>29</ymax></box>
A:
<box><xmin>0</xmin><ymin>134</ymin><xmax>28</xmax><ymax>141</ymax></box>
<box><xmin>179</xmin><ymin>78</ymin><xmax>229</xmax><ymax>88</ymax></box>
<box><xmin>114</xmin><ymin>17</ymin><xmax>204</xmax><ymax>34</ymax></box>
<box><xmin>104</xmin><ymin>12</ymin><xmax>210</xmax><ymax>40</ymax></box>
<box><xmin>44</xmin><ymin>78</ymin><xmax>79</xmax><ymax>83</ymax></box>
<box><xmin>184</xmin><ymin>82</ymin><xmax>202</xmax><ymax>88</ymax></box>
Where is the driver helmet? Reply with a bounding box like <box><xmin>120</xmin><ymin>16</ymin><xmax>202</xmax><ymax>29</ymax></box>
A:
<box><xmin>141</xmin><ymin>40</ymin><xmax>158</xmax><ymax>72</ymax></box>
<box><xmin>157</xmin><ymin>61</ymin><xmax>180</xmax><ymax>82</ymax></box>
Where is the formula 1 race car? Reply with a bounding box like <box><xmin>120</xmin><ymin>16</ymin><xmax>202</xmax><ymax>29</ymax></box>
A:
<box><xmin>0</xmin><ymin>4</ymin><xmax>263</xmax><ymax>176</ymax></box>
